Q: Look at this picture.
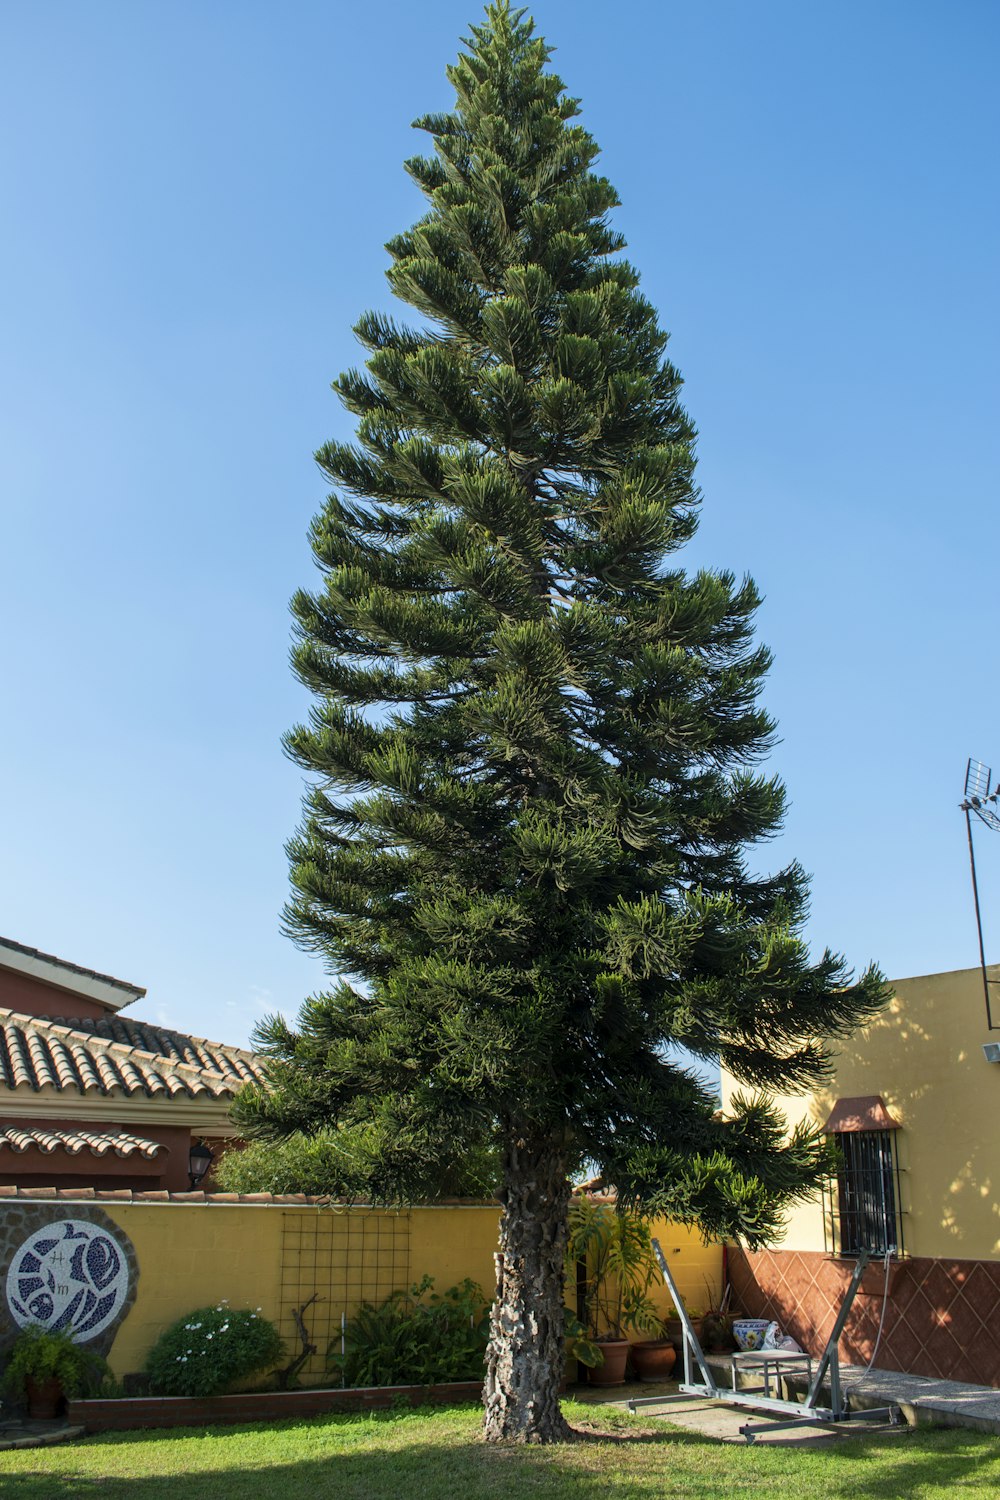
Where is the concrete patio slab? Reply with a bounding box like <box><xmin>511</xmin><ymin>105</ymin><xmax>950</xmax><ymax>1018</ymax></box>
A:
<box><xmin>836</xmin><ymin>1364</ymin><xmax>1000</xmax><ymax>1435</ymax></box>
<box><xmin>574</xmin><ymin>1356</ymin><xmax>1000</xmax><ymax>1443</ymax></box>
<box><xmin>652</xmin><ymin>1392</ymin><xmax>904</xmax><ymax>1446</ymax></box>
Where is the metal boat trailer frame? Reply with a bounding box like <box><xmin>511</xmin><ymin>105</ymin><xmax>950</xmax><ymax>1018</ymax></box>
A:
<box><xmin>625</xmin><ymin>1238</ymin><xmax>901</xmax><ymax>1444</ymax></box>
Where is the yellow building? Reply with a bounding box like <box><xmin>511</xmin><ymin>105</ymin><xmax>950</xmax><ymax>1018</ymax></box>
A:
<box><xmin>721</xmin><ymin>964</ymin><xmax>1000</xmax><ymax>1387</ymax></box>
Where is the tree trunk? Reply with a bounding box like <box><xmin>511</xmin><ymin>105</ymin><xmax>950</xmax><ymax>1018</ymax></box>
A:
<box><xmin>482</xmin><ymin>1136</ymin><xmax>573</xmax><ymax>1443</ymax></box>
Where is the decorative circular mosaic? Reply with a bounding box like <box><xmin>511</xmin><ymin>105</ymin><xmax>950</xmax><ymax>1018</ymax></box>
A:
<box><xmin>6</xmin><ymin>1218</ymin><xmax>131</xmax><ymax>1342</ymax></box>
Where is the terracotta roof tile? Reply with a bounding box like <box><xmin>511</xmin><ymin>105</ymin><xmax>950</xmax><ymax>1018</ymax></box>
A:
<box><xmin>0</xmin><ymin>1008</ymin><xmax>267</xmax><ymax>1102</ymax></box>
<box><xmin>0</xmin><ymin>1126</ymin><xmax>164</xmax><ymax>1160</ymax></box>
<box><xmin>47</xmin><ymin>1014</ymin><xmax>263</xmax><ymax>1081</ymax></box>
<box><xmin>8</xmin><ymin>1029</ymin><xmax>32</xmax><ymax>1088</ymax></box>
<box><xmin>0</xmin><ymin>1187</ymin><xmax>496</xmax><ymax>1206</ymax></box>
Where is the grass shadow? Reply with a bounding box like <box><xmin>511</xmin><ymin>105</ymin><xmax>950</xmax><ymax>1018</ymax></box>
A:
<box><xmin>3</xmin><ymin>1405</ymin><xmax>1000</xmax><ymax>1500</ymax></box>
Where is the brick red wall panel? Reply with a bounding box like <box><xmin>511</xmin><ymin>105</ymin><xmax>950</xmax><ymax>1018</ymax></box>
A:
<box><xmin>729</xmin><ymin>1248</ymin><xmax>1000</xmax><ymax>1387</ymax></box>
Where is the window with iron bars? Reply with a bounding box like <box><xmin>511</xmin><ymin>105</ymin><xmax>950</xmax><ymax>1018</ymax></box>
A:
<box><xmin>823</xmin><ymin>1129</ymin><xmax>904</xmax><ymax>1257</ymax></box>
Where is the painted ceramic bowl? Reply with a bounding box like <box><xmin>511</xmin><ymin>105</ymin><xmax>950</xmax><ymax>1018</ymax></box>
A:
<box><xmin>732</xmin><ymin>1318</ymin><xmax>772</xmax><ymax>1351</ymax></box>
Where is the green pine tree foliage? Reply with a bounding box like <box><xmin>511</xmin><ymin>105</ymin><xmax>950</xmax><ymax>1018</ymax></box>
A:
<box><xmin>237</xmin><ymin>3</ymin><xmax>886</xmax><ymax>1250</ymax></box>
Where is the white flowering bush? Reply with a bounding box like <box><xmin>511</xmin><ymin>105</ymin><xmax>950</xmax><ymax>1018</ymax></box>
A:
<box><xmin>145</xmin><ymin>1301</ymin><xmax>283</xmax><ymax>1397</ymax></box>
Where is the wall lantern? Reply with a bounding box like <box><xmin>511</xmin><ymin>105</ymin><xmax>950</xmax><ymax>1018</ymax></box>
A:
<box><xmin>188</xmin><ymin>1139</ymin><xmax>214</xmax><ymax>1189</ymax></box>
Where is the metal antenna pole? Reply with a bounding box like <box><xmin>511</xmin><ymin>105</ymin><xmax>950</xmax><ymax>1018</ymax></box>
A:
<box><xmin>965</xmin><ymin>805</ymin><xmax>994</xmax><ymax>1030</ymax></box>
<box><xmin>960</xmin><ymin>757</ymin><xmax>1000</xmax><ymax>1032</ymax></box>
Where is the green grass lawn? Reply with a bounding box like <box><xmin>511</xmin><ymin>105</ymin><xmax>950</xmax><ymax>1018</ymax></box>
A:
<box><xmin>0</xmin><ymin>1401</ymin><xmax>997</xmax><ymax>1500</ymax></box>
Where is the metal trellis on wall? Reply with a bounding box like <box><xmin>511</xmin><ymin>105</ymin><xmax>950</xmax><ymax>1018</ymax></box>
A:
<box><xmin>279</xmin><ymin>1209</ymin><xmax>412</xmax><ymax>1381</ymax></box>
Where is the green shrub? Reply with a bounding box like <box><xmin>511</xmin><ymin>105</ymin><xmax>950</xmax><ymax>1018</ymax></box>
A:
<box><xmin>1</xmin><ymin>1324</ymin><xmax>109</xmax><ymax>1401</ymax></box>
<box><xmin>328</xmin><ymin>1276</ymin><xmax>488</xmax><ymax>1388</ymax></box>
<box><xmin>216</xmin><ymin>1128</ymin><xmax>499</xmax><ymax>1199</ymax></box>
<box><xmin>145</xmin><ymin>1302</ymin><xmax>283</xmax><ymax>1397</ymax></box>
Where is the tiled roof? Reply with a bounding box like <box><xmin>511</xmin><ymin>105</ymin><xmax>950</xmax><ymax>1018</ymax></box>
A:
<box><xmin>0</xmin><ymin>1186</ymin><xmax>311</xmax><ymax>1203</ymax></box>
<box><xmin>0</xmin><ymin>1009</ymin><xmax>266</xmax><ymax>1100</ymax></box>
<box><xmin>0</xmin><ymin>1126</ymin><xmax>164</xmax><ymax>1159</ymax></box>
<box><xmin>46</xmin><ymin>1014</ymin><xmax>262</xmax><ymax>1081</ymax></box>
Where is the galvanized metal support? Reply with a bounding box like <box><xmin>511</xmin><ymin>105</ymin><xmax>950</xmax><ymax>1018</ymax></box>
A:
<box><xmin>649</xmin><ymin>1236</ymin><xmax>718</xmax><ymax>1394</ymax></box>
<box><xmin>804</xmin><ymin>1248</ymin><xmax>870</xmax><ymax>1410</ymax></box>
<box><xmin>625</xmin><ymin>1237</ymin><xmax>902</xmax><ymax>1444</ymax></box>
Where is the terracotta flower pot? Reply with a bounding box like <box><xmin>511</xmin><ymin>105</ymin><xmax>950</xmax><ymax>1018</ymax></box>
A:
<box><xmin>630</xmin><ymin>1339</ymin><xmax>677</xmax><ymax>1382</ymax></box>
<box><xmin>587</xmin><ymin>1337</ymin><xmax>631</xmax><ymax>1386</ymax></box>
<box><xmin>25</xmin><ymin>1376</ymin><xmax>63</xmax><ymax>1420</ymax></box>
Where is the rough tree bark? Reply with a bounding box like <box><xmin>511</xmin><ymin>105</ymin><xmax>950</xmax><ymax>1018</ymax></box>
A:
<box><xmin>482</xmin><ymin>1136</ymin><xmax>573</xmax><ymax>1443</ymax></box>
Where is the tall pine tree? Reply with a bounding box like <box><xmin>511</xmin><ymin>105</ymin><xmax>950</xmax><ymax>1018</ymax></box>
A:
<box><xmin>237</xmin><ymin>3</ymin><xmax>886</xmax><ymax>1442</ymax></box>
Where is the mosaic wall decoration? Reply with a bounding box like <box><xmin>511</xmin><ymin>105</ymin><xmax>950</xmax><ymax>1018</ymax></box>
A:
<box><xmin>0</xmin><ymin>1206</ymin><xmax>138</xmax><ymax>1355</ymax></box>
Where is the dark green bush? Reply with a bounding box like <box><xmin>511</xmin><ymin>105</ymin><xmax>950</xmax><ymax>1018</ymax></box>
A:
<box><xmin>328</xmin><ymin>1276</ymin><xmax>488</xmax><ymax>1388</ymax></box>
<box><xmin>1</xmin><ymin>1324</ymin><xmax>109</xmax><ymax>1400</ymax></box>
<box><xmin>145</xmin><ymin>1302</ymin><xmax>283</xmax><ymax>1397</ymax></box>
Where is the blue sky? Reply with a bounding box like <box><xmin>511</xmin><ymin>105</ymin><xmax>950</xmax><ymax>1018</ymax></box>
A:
<box><xmin>1</xmin><ymin>1</ymin><xmax>997</xmax><ymax>1050</ymax></box>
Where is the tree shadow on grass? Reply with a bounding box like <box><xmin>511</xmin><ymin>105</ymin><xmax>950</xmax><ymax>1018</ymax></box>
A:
<box><xmin>4</xmin><ymin>1415</ymin><xmax>1000</xmax><ymax>1500</ymax></box>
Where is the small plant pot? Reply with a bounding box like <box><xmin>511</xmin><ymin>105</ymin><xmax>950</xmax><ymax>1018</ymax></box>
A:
<box><xmin>629</xmin><ymin>1340</ymin><xmax>677</xmax><ymax>1382</ymax></box>
<box><xmin>587</xmin><ymin>1338</ymin><xmax>631</xmax><ymax>1386</ymax></box>
<box><xmin>25</xmin><ymin>1376</ymin><xmax>64</xmax><ymax>1420</ymax></box>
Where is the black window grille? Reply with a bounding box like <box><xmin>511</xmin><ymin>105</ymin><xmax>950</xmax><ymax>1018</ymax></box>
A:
<box><xmin>826</xmin><ymin>1129</ymin><xmax>903</xmax><ymax>1257</ymax></box>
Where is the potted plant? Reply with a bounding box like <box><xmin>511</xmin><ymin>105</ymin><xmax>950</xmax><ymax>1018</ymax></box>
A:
<box><xmin>565</xmin><ymin>1196</ymin><xmax>670</xmax><ymax>1385</ymax></box>
<box><xmin>701</xmin><ymin>1310</ymin><xmax>737</xmax><ymax>1353</ymax></box>
<box><xmin>1</xmin><ymin>1325</ymin><xmax>110</xmax><ymax>1418</ymax></box>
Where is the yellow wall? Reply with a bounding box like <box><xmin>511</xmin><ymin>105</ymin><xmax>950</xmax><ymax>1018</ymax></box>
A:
<box><xmin>101</xmin><ymin>1202</ymin><xmax>503</xmax><ymax>1381</ymax></box>
<box><xmin>410</xmin><ymin>1205</ymin><xmax>501</xmax><ymax>1294</ymax></box>
<box><xmin>644</xmin><ymin>1218</ymin><xmax>722</xmax><ymax>1319</ymax></box>
<box><xmin>720</xmin><ymin>964</ymin><xmax>1000</xmax><ymax>1261</ymax></box>
<box><xmin>102</xmin><ymin>1203</ymin><xmax>287</xmax><ymax>1378</ymax></box>
<box><xmin>98</xmin><ymin>1201</ymin><xmax>722</xmax><ymax>1380</ymax></box>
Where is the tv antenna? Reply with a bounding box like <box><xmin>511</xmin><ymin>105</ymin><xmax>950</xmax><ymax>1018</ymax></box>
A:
<box><xmin>959</xmin><ymin>757</ymin><xmax>1000</xmax><ymax>1030</ymax></box>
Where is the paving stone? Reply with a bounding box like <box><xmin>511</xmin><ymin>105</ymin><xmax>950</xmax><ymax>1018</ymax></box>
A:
<box><xmin>0</xmin><ymin>1420</ymin><xmax>85</xmax><ymax>1451</ymax></box>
